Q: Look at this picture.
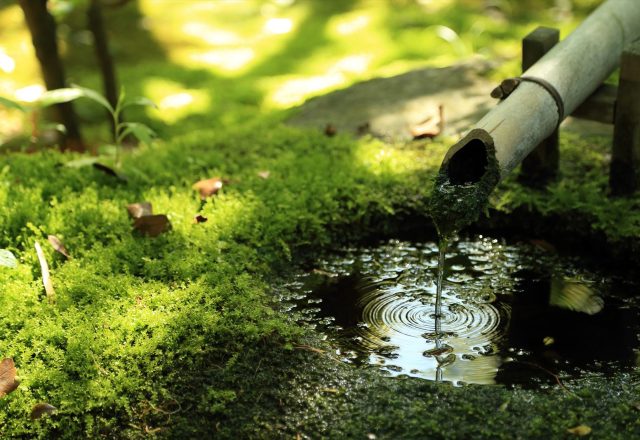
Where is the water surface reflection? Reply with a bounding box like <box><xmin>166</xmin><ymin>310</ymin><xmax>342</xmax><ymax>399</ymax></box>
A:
<box><xmin>282</xmin><ymin>238</ymin><xmax>640</xmax><ymax>386</ymax></box>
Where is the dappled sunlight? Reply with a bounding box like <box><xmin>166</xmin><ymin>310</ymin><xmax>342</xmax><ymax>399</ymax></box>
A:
<box><xmin>14</xmin><ymin>84</ymin><xmax>45</xmax><ymax>103</ymax></box>
<box><xmin>414</xmin><ymin>0</ymin><xmax>456</xmax><ymax>11</ymax></box>
<box><xmin>190</xmin><ymin>47</ymin><xmax>256</xmax><ymax>72</ymax></box>
<box><xmin>353</xmin><ymin>137</ymin><xmax>446</xmax><ymax>178</ymax></box>
<box><xmin>182</xmin><ymin>22</ymin><xmax>241</xmax><ymax>46</ymax></box>
<box><xmin>268</xmin><ymin>53</ymin><xmax>373</xmax><ymax>107</ymax></box>
<box><xmin>269</xmin><ymin>73</ymin><xmax>345</xmax><ymax>107</ymax></box>
<box><xmin>329</xmin><ymin>12</ymin><xmax>371</xmax><ymax>36</ymax></box>
<box><xmin>0</xmin><ymin>49</ymin><xmax>15</xmax><ymax>74</ymax></box>
<box><xmin>138</xmin><ymin>0</ymin><xmax>307</xmax><ymax>77</ymax></box>
<box><xmin>331</xmin><ymin>54</ymin><xmax>372</xmax><ymax>75</ymax></box>
<box><xmin>263</xmin><ymin>17</ymin><xmax>294</xmax><ymax>35</ymax></box>
<box><xmin>159</xmin><ymin>92</ymin><xmax>194</xmax><ymax>109</ymax></box>
<box><xmin>0</xmin><ymin>6</ymin><xmax>41</xmax><ymax>97</ymax></box>
<box><xmin>143</xmin><ymin>79</ymin><xmax>209</xmax><ymax>124</ymax></box>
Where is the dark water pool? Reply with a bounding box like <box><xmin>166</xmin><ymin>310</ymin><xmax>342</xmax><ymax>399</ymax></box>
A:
<box><xmin>278</xmin><ymin>237</ymin><xmax>640</xmax><ymax>386</ymax></box>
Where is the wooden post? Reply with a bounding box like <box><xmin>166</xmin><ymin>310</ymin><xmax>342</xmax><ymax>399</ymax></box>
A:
<box><xmin>610</xmin><ymin>41</ymin><xmax>640</xmax><ymax>196</ymax></box>
<box><xmin>18</xmin><ymin>0</ymin><xmax>84</xmax><ymax>151</ymax></box>
<box><xmin>88</xmin><ymin>0</ymin><xmax>120</xmax><ymax>141</ymax></box>
<box><xmin>519</xmin><ymin>27</ymin><xmax>560</xmax><ymax>187</ymax></box>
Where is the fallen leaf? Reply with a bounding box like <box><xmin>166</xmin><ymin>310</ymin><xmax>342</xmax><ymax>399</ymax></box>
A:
<box><xmin>47</xmin><ymin>235</ymin><xmax>71</xmax><ymax>259</ymax></box>
<box><xmin>543</xmin><ymin>336</ymin><xmax>555</xmax><ymax>346</ymax></box>
<box><xmin>356</xmin><ymin>122</ymin><xmax>370</xmax><ymax>136</ymax></box>
<box><xmin>311</xmin><ymin>269</ymin><xmax>333</xmax><ymax>277</ymax></box>
<box><xmin>491</xmin><ymin>77</ymin><xmax>521</xmax><ymax>99</ymax></box>
<box><xmin>0</xmin><ymin>249</ymin><xmax>17</xmax><ymax>268</ymax></box>
<box><xmin>133</xmin><ymin>215</ymin><xmax>171</xmax><ymax>237</ymax></box>
<box><xmin>324</xmin><ymin>123</ymin><xmax>337</xmax><ymax>137</ymax></box>
<box><xmin>34</xmin><ymin>241</ymin><xmax>55</xmax><ymax>303</ymax></box>
<box><xmin>293</xmin><ymin>344</ymin><xmax>325</xmax><ymax>354</ymax></box>
<box><xmin>257</xmin><ymin>170</ymin><xmax>270</xmax><ymax>179</ymax></box>
<box><xmin>193</xmin><ymin>214</ymin><xmax>208</xmax><ymax>224</ymax></box>
<box><xmin>93</xmin><ymin>163</ymin><xmax>127</xmax><ymax>182</ymax></box>
<box><xmin>529</xmin><ymin>239</ymin><xmax>556</xmax><ymax>253</ymax></box>
<box><xmin>321</xmin><ymin>388</ymin><xmax>340</xmax><ymax>394</ymax></box>
<box><xmin>31</xmin><ymin>403</ymin><xmax>57</xmax><ymax>420</ymax></box>
<box><xmin>0</xmin><ymin>358</ymin><xmax>19</xmax><ymax>397</ymax></box>
<box><xmin>410</xmin><ymin>104</ymin><xmax>444</xmax><ymax>139</ymax></box>
<box><xmin>127</xmin><ymin>202</ymin><xmax>153</xmax><ymax>219</ymax></box>
<box><xmin>193</xmin><ymin>177</ymin><xmax>223</xmax><ymax>200</ymax></box>
<box><xmin>567</xmin><ymin>425</ymin><xmax>592</xmax><ymax>436</ymax></box>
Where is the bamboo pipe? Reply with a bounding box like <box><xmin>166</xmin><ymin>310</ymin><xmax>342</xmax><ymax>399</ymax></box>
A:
<box><xmin>438</xmin><ymin>0</ymin><xmax>640</xmax><ymax>189</ymax></box>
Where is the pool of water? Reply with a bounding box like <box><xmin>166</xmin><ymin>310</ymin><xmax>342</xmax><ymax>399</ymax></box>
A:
<box><xmin>278</xmin><ymin>237</ymin><xmax>640</xmax><ymax>386</ymax></box>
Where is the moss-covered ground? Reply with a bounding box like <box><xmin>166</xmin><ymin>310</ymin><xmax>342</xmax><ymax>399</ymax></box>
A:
<box><xmin>1</xmin><ymin>0</ymin><xmax>640</xmax><ymax>438</ymax></box>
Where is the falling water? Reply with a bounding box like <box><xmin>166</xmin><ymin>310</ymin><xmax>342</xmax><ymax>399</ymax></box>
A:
<box><xmin>434</xmin><ymin>240</ymin><xmax>447</xmax><ymax>334</ymax></box>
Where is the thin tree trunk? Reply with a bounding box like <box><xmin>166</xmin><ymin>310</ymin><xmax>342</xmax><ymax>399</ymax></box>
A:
<box><xmin>18</xmin><ymin>0</ymin><xmax>84</xmax><ymax>151</ymax></box>
<box><xmin>87</xmin><ymin>0</ymin><xmax>120</xmax><ymax>140</ymax></box>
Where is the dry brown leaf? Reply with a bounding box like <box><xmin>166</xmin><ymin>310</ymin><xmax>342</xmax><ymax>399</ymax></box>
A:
<box><xmin>0</xmin><ymin>358</ymin><xmax>19</xmax><ymax>397</ymax></box>
<box><xmin>257</xmin><ymin>170</ymin><xmax>270</xmax><ymax>179</ymax></box>
<box><xmin>321</xmin><ymin>388</ymin><xmax>340</xmax><ymax>394</ymax></box>
<box><xmin>47</xmin><ymin>235</ymin><xmax>71</xmax><ymax>259</ymax></box>
<box><xmin>34</xmin><ymin>241</ymin><xmax>55</xmax><ymax>303</ymax></box>
<box><xmin>93</xmin><ymin>163</ymin><xmax>127</xmax><ymax>181</ymax></box>
<box><xmin>567</xmin><ymin>425</ymin><xmax>592</xmax><ymax>437</ymax></box>
<box><xmin>311</xmin><ymin>269</ymin><xmax>333</xmax><ymax>277</ymax></box>
<box><xmin>356</xmin><ymin>122</ymin><xmax>370</xmax><ymax>136</ymax></box>
<box><xmin>529</xmin><ymin>239</ymin><xmax>557</xmax><ymax>253</ymax></box>
<box><xmin>410</xmin><ymin>104</ymin><xmax>444</xmax><ymax>139</ymax></box>
<box><xmin>133</xmin><ymin>215</ymin><xmax>171</xmax><ymax>237</ymax></box>
<box><xmin>193</xmin><ymin>214</ymin><xmax>208</xmax><ymax>224</ymax></box>
<box><xmin>127</xmin><ymin>202</ymin><xmax>153</xmax><ymax>219</ymax></box>
<box><xmin>31</xmin><ymin>402</ymin><xmax>57</xmax><ymax>420</ymax></box>
<box><xmin>324</xmin><ymin>123</ymin><xmax>337</xmax><ymax>137</ymax></box>
<box><xmin>193</xmin><ymin>177</ymin><xmax>224</xmax><ymax>200</ymax></box>
<box><xmin>293</xmin><ymin>344</ymin><xmax>325</xmax><ymax>354</ymax></box>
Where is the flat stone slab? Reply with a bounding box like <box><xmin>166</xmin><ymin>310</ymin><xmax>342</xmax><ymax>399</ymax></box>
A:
<box><xmin>288</xmin><ymin>60</ymin><xmax>616</xmax><ymax>142</ymax></box>
<box><xmin>288</xmin><ymin>60</ymin><xmax>497</xmax><ymax>141</ymax></box>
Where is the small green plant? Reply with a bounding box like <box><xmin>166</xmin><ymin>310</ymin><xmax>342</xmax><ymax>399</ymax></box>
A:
<box><xmin>37</xmin><ymin>86</ymin><xmax>157</xmax><ymax>165</ymax></box>
<box><xmin>1</xmin><ymin>86</ymin><xmax>156</xmax><ymax>165</ymax></box>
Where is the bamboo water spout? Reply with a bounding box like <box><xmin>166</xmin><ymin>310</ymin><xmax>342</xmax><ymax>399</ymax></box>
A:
<box><xmin>432</xmin><ymin>0</ymin><xmax>640</xmax><ymax>234</ymax></box>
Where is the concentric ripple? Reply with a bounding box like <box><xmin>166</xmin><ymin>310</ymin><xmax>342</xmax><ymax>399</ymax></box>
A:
<box><xmin>347</xmin><ymin>277</ymin><xmax>510</xmax><ymax>384</ymax></box>
<box><xmin>281</xmin><ymin>237</ymin><xmax>640</xmax><ymax>386</ymax></box>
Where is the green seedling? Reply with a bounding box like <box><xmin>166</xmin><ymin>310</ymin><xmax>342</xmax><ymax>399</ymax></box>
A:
<box><xmin>37</xmin><ymin>86</ymin><xmax>157</xmax><ymax>166</ymax></box>
<box><xmin>1</xmin><ymin>86</ymin><xmax>156</xmax><ymax>166</ymax></box>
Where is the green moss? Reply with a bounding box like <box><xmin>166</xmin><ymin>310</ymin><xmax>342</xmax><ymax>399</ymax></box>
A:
<box><xmin>492</xmin><ymin>132</ymin><xmax>640</xmax><ymax>245</ymax></box>
<box><xmin>0</xmin><ymin>123</ymin><xmax>440</xmax><ymax>437</ymax></box>
<box><xmin>1</xmin><ymin>119</ymin><xmax>639</xmax><ymax>438</ymax></box>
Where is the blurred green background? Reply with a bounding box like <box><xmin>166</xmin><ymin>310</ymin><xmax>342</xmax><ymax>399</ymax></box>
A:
<box><xmin>0</xmin><ymin>0</ymin><xmax>600</xmax><ymax>146</ymax></box>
